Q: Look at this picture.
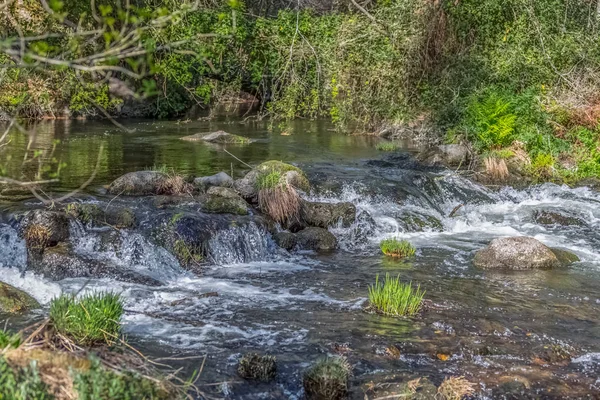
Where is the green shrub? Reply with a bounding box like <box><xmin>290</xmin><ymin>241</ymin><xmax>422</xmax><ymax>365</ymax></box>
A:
<box><xmin>49</xmin><ymin>292</ymin><xmax>123</xmax><ymax>346</ymax></box>
<box><xmin>376</xmin><ymin>142</ymin><xmax>400</xmax><ymax>151</ymax></box>
<box><xmin>380</xmin><ymin>238</ymin><xmax>416</xmax><ymax>258</ymax></box>
<box><xmin>74</xmin><ymin>358</ymin><xmax>169</xmax><ymax>400</ymax></box>
<box><xmin>303</xmin><ymin>356</ymin><xmax>351</xmax><ymax>400</ymax></box>
<box><xmin>368</xmin><ymin>274</ymin><xmax>424</xmax><ymax>317</ymax></box>
<box><xmin>530</xmin><ymin>153</ymin><xmax>555</xmax><ymax>179</ymax></box>
<box><xmin>0</xmin><ymin>329</ymin><xmax>22</xmax><ymax>350</ymax></box>
<box><xmin>0</xmin><ymin>357</ymin><xmax>52</xmax><ymax>400</ymax></box>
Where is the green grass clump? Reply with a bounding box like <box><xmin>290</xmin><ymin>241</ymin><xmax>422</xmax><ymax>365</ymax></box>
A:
<box><xmin>376</xmin><ymin>142</ymin><xmax>400</xmax><ymax>151</ymax></box>
<box><xmin>303</xmin><ymin>356</ymin><xmax>351</xmax><ymax>400</ymax></box>
<box><xmin>257</xmin><ymin>170</ymin><xmax>284</xmax><ymax>190</ymax></box>
<box><xmin>368</xmin><ymin>274</ymin><xmax>425</xmax><ymax>317</ymax></box>
<box><xmin>49</xmin><ymin>292</ymin><xmax>123</xmax><ymax>346</ymax></box>
<box><xmin>0</xmin><ymin>357</ymin><xmax>52</xmax><ymax>400</ymax></box>
<box><xmin>380</xmin><ymin>238</ymin><xmax>416</xmax><ymax>258</ymax></box>
<box><xmin>74</xmin><ymin>358</ymin><xmax>169</xmax><ymax>400</ymax></box>
<box><xmin>0</xmin><ymin>329</ymin><xmax>22</xmax><ymax>350</ymax></box>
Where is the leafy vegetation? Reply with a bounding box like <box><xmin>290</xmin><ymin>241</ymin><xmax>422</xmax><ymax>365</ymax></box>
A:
<box><xmin>376</xmin><ymin>142</ymin><xmax>400</xmax><ymax>152</ymax></box>
<box><xmin>49</xmin><ymin>292</ymin><xmax>123</xmax><ymax>346</ymax></box>
<box><xmin>380</xmin><ymin>238</ymin><xmax>416</xmax><ymax>258</ymax></box>
<box><xmin>0</xmin><ymin>329</ymin><xmax>22</xmax><ymax>350</ymax></box>
<box><xmin>368</xmin><ymin>274</ymin><xmax>425</xmax><ymax>317</ymax></box>
<box><xmin>303</xmin><ymin>356</ymin><xmax>351</xmax><ymax>400</ymax></box>
<box><xmin>0</xmin><ymin>357</ymin><xmax>53</xmax><ymax>400</ymax></box>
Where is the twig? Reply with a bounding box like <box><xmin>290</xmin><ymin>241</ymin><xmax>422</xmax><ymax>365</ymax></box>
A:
<box><xmin>222</xmin><ymin>148</ymin><xmax>253</xmax><ymax>169</ymax></box>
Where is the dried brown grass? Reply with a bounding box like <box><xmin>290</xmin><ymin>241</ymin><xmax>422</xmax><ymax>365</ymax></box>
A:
<box><xmin>436</xmin><ymin>376</ymin><xmax>475</xmax><ymax>400</ymax></box>
<box><xmin>156</xmin><ymin>175</ymin><xmax>193</xmax><ymax>196</ymax></box>
<box><xmin>484</xmin><ymin>157</ymin><xmax>509</xmax><ymax>182</ymax></box>
<box><xmin>24</xmin><ymin>224</ymin><xmax>50</xmax><ymax>248</ymax></box>
<box><xmin>258</xmin><ymin>182</ymin><xmax>301</xmax><ymax>225</ymax></box>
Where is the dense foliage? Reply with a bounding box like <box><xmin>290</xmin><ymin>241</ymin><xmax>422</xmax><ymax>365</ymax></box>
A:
<box><xmin>1</xmin><ymin>0</ymin><xmax>599</xmax><ymax>181</ymax></box>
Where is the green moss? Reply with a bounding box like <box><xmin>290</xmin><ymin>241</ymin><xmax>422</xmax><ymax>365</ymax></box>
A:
<box><xmin>173</xmin><ymin>240</ymin><xmax>203</xmax><ymax>266</ymax></box>
<box><xmin>49</xmin><ymin>292</ymin><xmax>123</xmax><ymax>346</ymax></box>
<box><xmin>303</xmin><ymin>357</ymin><xmax>351</xmax><ymax>400</ymax></box>
<box><xmin>380</xmin><ymin>238</ymin><xmax>416</xmax><ymax>258</ymax></box>
<box><xmin>0</xmin><ymin>282</ymin><xmax>40</xmax><ymax>314</ymax></box>
<box><xmin>203</xmin><ymin>196</ymin><xmax>248</xmax><ymax>215</ymax></box>
<box><xmin>368</xmin><ymin>274</ymin><xmax>424</xmax><ymax>317</ymax></box>
<box><xmin>256</xmin><ymin>171</ymin><xmax>284</xmax><ymax>190</ymax></box>
<box><xmin>65</xmin><ymin>203</ymin><xmax>104</xmax><ymax>225</ymax></box>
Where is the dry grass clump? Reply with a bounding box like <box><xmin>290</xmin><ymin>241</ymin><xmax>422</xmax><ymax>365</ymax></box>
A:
<box><xmin>237</xmin><ymin>353</ymin><xmax>277</xmax><ymax>382</ymax></box>
<box><xmin>303</xmin><ymin>356</ymin><xmax>351</xmax><ymax>400</ymax></box>
<box><xmin>483</xmin><ymin>156</ymin><xmax>509</xmax><ymax>182</ymax></box>
<box><xmin>257</xmin><ymin>170</ymin><xmax>301</xmax><ymax>224</ymax></box>
<box><xmin>436</xmin><ymin>376</ymin><xmax>475</xmax><ymax>400</ymax></box>
<box><xmin>157</xmin><ymin>174</ymin><xmax>193</xmax><ymax>196</ymax></box>
<box><xmin>24</xmin><ymin>224</ymin><xmax>51</xmax><ymax>249</ymax></box>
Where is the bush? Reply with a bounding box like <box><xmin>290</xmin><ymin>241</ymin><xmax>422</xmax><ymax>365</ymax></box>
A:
<box><xmin>376</xmin><ymin>142</ymin><xmax>400</xmax><ymax>151</ymax></box>
<box><xmin>237</xmin><ymin>353</ymin><xmax>277</xmax><ymax>382</ymax></box>
<box><xmin>368</xmin><ymin>274</ymin><xmax>424</xmax><ymax>317</ymax></box>
<box><xmin>74</xmin><ymin>358</ymin><xmax>170</xmax><ymax>400</ymax></box>
<box><xmin>380</xmin><ymin>238</ymin><xmax>416</xmax><ymax>258</ymax></box>
<box><xmin>303</xmin><ymin>356</ymin><xmax>351</xmax><ymax>400</ymax></box>
<box><xmin>49</xmin><ymin>292</ymin><xmax>123</xmax><ymax>346</ymax></box>
<box><xmin>0</xmin><ymin>357</ymin><xmax>52</xmax><ymax>400</ymax></box>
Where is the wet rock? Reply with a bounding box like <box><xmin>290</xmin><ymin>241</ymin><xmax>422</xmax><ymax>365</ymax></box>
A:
<box><xmin>273</xmin><ymin>232</ymin><xmax>297</xmax><ymax>251</ymax></box>
<box><xmin>193</xmin><ymin>172</ymin><xmax>234</xmax><ymax>191</ymax></box>
<box><xmin>399</xmin><ymin>213</ymin><xmax>443</xmax><ymax>232</ymax></box>
<box><xmin>19</xmin><ymin>209</ymin><xmax>69</xmax><ymax>248</ymax></box>
<box><xmin>31</xmin><ymin>244</ymin><xmax>161</xmax><ymax>285</ymax></box>
<box><xmin>202</xmin><ymin>187</ymin><xmax>249</xmax><ymax>215</ymax></box>
<box><xmin>0</xmin><ymin>282</ymin><xmax>40</xmax><ymax>313</ymax></box>
<box><xmin>474</xmin><ymin>237</ymin><xmax>561</xmax><ymax>270</ymax></box>
<box><xmin>65</xmin><ymin>203</ymin><xmax>104</xmax><ymax>226</ymax></box>
<box><xmin>234</xmin><ymin>160</ymin><xmax>310</xmax><ymax>201</ymax></box>
<box><xmin>181</xmin><ymin>130</ymin><xmax>251</xmax><ymax>144</ymax></box>
<box><xmin>419</xmin><ymin>144</ymin><xmax>470</xmax><ymax>167</ymax></box>
<box><xmin>301</xmin><ymin>200</ymin><xmax>356</xmax><ymax>228</ymax></box>
<box><xmin>152</xmin><ymin>195</ymin><xmax>196</xmax><ymax>209</ymax></box>
<box><xmin>107</xmin><ymin>171</ymin><xmax>169</xmax><ymax>196</ymax></box>
<box><xmin>536</xmin><ymin>344</ymin><xmax>572</xmax><ymax>364</ymax></box>
<box><xmin>106</xmin><ymin>207</ymin><xmax>136</xmax><ymax>229</ymax></box>
<box><xmin>237</xmin><ymin>353</ymin><xmax>277</xmax><ymax>382</ymax></box>
<box><xmin>533</xmin><ymin>210</ymin><xmax>584</xmax><ymax>226</ymax></box>
<box><xmin>551</xmin><ymin>248</ymin><xmax>580</xmax><ymax>266</ymax></box>
<box><xmin>296</xmin><ymin>227</ymin><xmax>337</xmax><ymax>251</ymax></box>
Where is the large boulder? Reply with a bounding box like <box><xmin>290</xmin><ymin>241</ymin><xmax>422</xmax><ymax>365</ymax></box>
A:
<box><xmin>181</xmin><ymin>130</ymin><xmax>251</xmax><ymax>144</ymax></box>
<box><xmin>194</xmin><ymin>172</ymin><xmax>234</xmax><ymax>191</ymax></box>
<box><xmin>296</xmin><ymin>227</ymin><xmax>337</xmax><ymax>251</ymax></box>
<box><xmin>419</xmin><ymin>144</ymin><xmax>470</xmax><ymax>168</ymax></box>
<box><xmin>107</xmin><ymin>171</ymin><xmax>168</xmax><ymax>196</ymax></box>
<box><xmin>0</xmin><ymin>282</ymin><xmax>40</xmax><ymax>314</ymax></box>
<box><xmin>19</xmin><ymin>209</ymin><xmax>69</xmax><ymax>248</ymax></box>
<box><xmin>473</xmin><ymin>237</ymin><xmax>561</xmax><ymax>270</ymax></box>
<box><xmin>202</xmin><ymin>187</ymin><xmax>249</xmax><ymax>215</ymax></box>
<box><xmin>301</xmin><ymin>201</ymin><xmax>356</xmax><ymax>229</ymax></box>
<box><xmin>234</xmin><ymin>161</ymin><xmax>310</xmax><ymax>201</ymax></box>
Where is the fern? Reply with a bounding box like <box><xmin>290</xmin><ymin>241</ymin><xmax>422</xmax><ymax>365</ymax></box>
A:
<box><xmin>468</xmin><ymin>92</ymin><xmax>516</xmax><ymax>148</ymax></box>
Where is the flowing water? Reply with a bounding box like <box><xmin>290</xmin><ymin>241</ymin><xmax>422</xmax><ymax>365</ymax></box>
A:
<box><xmin>1</xmin><ymin>119</ymin><xmax>599</xmax><ymax>399</ymax></box>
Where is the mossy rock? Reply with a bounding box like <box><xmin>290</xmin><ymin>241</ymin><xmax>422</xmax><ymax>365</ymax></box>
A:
<box><xmin>255</xmin><ymin>161</ymin><xmax>310</xmax><ymax>192</ymax></box>
<box><xmin>19</xmin><ymin>210</ymin><xmax>69</xmax><ymax>248</ymax></box>
<box><xmin>181</xmin><ymin>130</ymin><xmax>252</xmax><ymax>144</ymax></box>
<box><xmin>551</xmin><ymin>248</ymin><xmax>580</xmax><ymax>266</ymax></box>
<box><xmin>533</xmin><ymin>210</ymin><xmax>584</xmax><ymax>227</ymax></box>
<box><xmin>66</xmin><ymin>203</ymin><xmax>104</xmax><ymax>226</ymax></box>
<box><xmin>399</xmin><ymin>213</ymin><xmax>443</xmax><ymax>232</ymax></box>
<box><xmin>202</xmin><ymin>187</ymin><xmax>249</xmax><ymax>215</ymax></box>
<box><xmin>107</xmin><ymin>208</ymin><xmax>136</xmax><ymax>229</ymax></box>
<box><xmin>0</xmin><ymin>282</ymin><xmax>40</xmax><ymax>314</ymax></box>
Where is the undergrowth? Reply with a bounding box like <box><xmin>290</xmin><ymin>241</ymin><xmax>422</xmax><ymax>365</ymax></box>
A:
<box><xmin>368</xmin><ymin>274</ymin><xmax>424</xmax><ymax>317</ymax></box>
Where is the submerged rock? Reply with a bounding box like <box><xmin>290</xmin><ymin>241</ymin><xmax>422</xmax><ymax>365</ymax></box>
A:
<box><xmin>296</xmin><ymin>227</ymin><xmax>337</xmax><ymax>251</ymax></box>
<box><xmin>19</xmin><ymin>209</ymin><xmax>69</xmax><ymax>248</ymax></box>
<box><xmin>551</xmin><ymin>248</ymin><xmax>580</xmax><ymax>266</ymax></box>
<box><xmin>301</xmin><ymin>200</ymin><xmax>356</xmax><ymax>228</ymax></box>
<box><xmin>234</xmin><ymin>160</ymin><xmax>310</xmax><ymax>201</ymax></box>
<box><xmin>533</xmin><ymin>210</ymin><xmax>584</xmax><ymax>227</ymax></box>
<box><xmin>419</xmin><ymin>144</ymin><xmax>470</xmax><ymax>168</ymax></box>
<box><xmin>181</xmin><ymin>130</ymin><xmax>251</xmax><ymax>144</ymax></box>
<box><xmin>474</xmin><ymin>237</ymin><xmax>560</xmax><ymax>270</ymax></box>
<box><xmin>399</xmin><ymin>213</ymin><xmax>443</xmax><ymax>232</ymax></box>
<box><xmin>193</xmin><ymin>172</ymin><xmax>234</xmax><ymax>191</ymax></box>
<box><xmin>202</xmin><ymin>187</ymin><xmax>249</xmax><ymax>215</ymax></box>
<box><xmin>107</xmin><ymin>171</ymin><xmax>169</xmax><ymax>196</ymax></box>
<box><xmin>273</xmin><ymin>232</ymin><xmax>297</xmax><ymax>251</ymax></box>
<box><xmin>0</xmin><ymin>282</ymin><xmax>40</xmax><ymax>313</ymax></box>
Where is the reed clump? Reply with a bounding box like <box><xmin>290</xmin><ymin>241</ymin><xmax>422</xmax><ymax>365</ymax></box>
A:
<box><xmin>368</xmin><ymin>274</ymin><xmax>425</xmax><ymax>317</ymax></box>
<box><xmin>380</xmin><ymin>238</ymin><xmax>416</xmax><ymax>258</ymax></box>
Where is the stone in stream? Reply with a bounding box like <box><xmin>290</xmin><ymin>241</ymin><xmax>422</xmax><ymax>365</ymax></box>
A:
<box><xmin>19</xmin><ymin>209</ymin><xmax>69</xmax><ymax>249</ymax></box>
<box><xmin>473</xmin><ymin>237</ymin><xmax>561</xmax><ymax>270</ymax></box>
<box><xmin>273</xmin><ymin>232</ymin><xmax>298</xmax><ymax>251</ymax></box>
<box><xmin>180</xmin><ymin>130</ymin><xmax>252</xmax><ymax>144</ymax></box>
<box><xmin>193</xmin><ymin>171</ymin><xmax>234</xmax><ymax>191</ymax></box>
<box><xmin>234</xmin><ymin>160</ymin><xmax>311</xmax><ymax>201</ymax></box>
<box><xmin>296</xmin><ymin>227</ymin><xmax>337</xmax><ymax>251</ymax></box>
<box><xmin>65</xmin><ymin>203</ymin><xmax>137</xmax><ymax>229</ymax></box>
<box><xmin>0</xmin><ymin>282</ymin><xmax>40</xmax><ymax>314</ymax></box>
<box><xmin>107</xmin><ymin>170</ymin><xmax>169</xmax><ymax>196</ymax></box>
<box><xmin>301</xmin><ymin>200</ymin><xmax>356</xmax><ymax>229</ymax></box>
<box><xmin>202</xmin><ymin>187</ymin><xmax>249</xmax><ymax>215</ymax></box>
<box><xmin>551</xmin><ymin>248</ymin><xmax>580</xmax><ymax>266</ymax></box>
<box><xmin>533</xmin><ymin>210</ymin><xmax>584</xmax><ymax>227</ymax></box>
<box><xmin>418</xmin><ymin>144</ymin><xmax>470</xmax><ymax>168</ymax></box>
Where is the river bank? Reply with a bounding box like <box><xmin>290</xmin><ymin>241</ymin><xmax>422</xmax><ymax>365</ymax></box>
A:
<box><xmin>1</xmin><ymin>119</ymin><xmax>599</xmax><ymax>399</ymax></box>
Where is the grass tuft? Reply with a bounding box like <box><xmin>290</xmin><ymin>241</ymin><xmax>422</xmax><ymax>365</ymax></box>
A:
<box><xmin>437</xmin><ymin>376</ymin><xmax>476</xmax><ymax>400</ymax></box>
<box><xmin>376</xmin><ymin>142</ymin><xmax>400</xmax><ymax>151</ymax></box>
<box><xmin>380</xmin><ymin>238</ymin><xmax>416</xmax><ymax>258</ymax></box>
<box><xmin>49</xmin><ymin>292</ymin><xmax>123</xmax><ymax>346</ymax></box>
<box><xmin>368</xmin><ymin>274</ymin><xmax>425</xmax><ymax>317</ymax></box>
<box><xmin>257</xmin><ymin>170</ymin><xmax>301</xmax><ymax>224</ymax></box>
<box><xmin>483</xmin><ymin>156</ymin><xmax>509</xmax><ymax>181</ymax></box>
<box><xmin>303</xmin><ymin>356</ymin><xmax>351</xmax><ymax>400</ymax></box>
<box><xmin>24</xmin><ymin>224</ymin><xmax>50</xmax><ymax>249</ymax></box>
<box><xmin>237</xmin><ymin>353</ymin><xmax>277</xmax><ymax>382</ymax></box>
<box><xmin>0</xmin><ymin>330</ymin><xmax>22</xmax><ymax>350</ymax></box>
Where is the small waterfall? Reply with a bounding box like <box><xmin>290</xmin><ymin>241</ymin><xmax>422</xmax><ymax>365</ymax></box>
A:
<box><xmin>207</xmin><ymin>222</ymin><xmax>276</xmax><ymax>265</ymax></box>
<box><xmin>0</xmin><ymin>224</ymin><xmax>26</xmax><ymax>270</ymax></box>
